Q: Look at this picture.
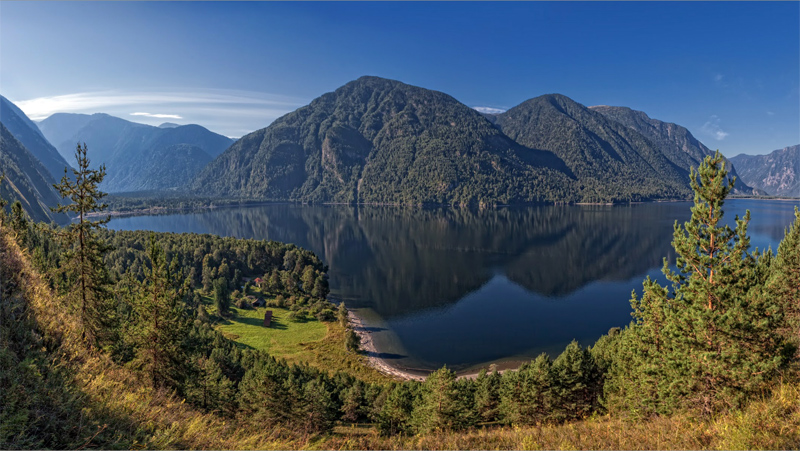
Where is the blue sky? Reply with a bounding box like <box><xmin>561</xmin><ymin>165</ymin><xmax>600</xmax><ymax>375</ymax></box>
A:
<box><xmin>1</xmin><ymin>1</ymin><xmax>797</xmax><ymax>155</ymax></box>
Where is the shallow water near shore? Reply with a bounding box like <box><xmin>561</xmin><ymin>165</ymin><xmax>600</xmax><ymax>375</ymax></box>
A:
<box><xmin>108</xmin><ymin>199</ymin><xmax>799</xmax><ymax>375</ymax></box>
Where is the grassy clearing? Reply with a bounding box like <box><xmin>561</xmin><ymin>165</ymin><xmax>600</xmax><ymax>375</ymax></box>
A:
<box><xmin>216</xmin><ymin>306</ymin><xmax>326</xmax><ymax>362</ymax></box>
<box><xmin>212</xmin><ymin>297</ymin><xmax>392</xmax><ymax>384</ymax></box>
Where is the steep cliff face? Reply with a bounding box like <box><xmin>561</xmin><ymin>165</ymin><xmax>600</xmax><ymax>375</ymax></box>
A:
<box><xmin>730</xmin><ymin>145</ymin><xmax>800</xmax><ymax>197</ymax></box>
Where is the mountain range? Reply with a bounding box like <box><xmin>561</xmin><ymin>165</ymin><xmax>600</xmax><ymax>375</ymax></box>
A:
<box><xmin>2</xmin><ymin>76</ymin><xmax>793</xmax><ymax>224</ymax></box>
<box><xmin>192</xmin><ymin>76</ymin><xmax>761</xmax><ymax>204</ymax></box>
<box><xmin>730</xmin><ymin>145</ymin><xmax>800</xmax><ymax>197</ymax></box>
<box><xmin>38</xmin><ymin>113</ymin><xmax>234</xmax><ymax>192</ymax></box>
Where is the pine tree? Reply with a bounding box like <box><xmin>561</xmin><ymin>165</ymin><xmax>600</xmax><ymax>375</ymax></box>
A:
<box><xmin>473</xmin><ymin>367</ymin><xmax>501</xmax><ymax>423</ymax></box>
<box><xmin>608</xmin><ymin>152</ymin><xmax>789</xmax><ymax>415</ymax></box>
<box><xmin>550</xmin><ymin>341</ymin><xmax>600</xmax><ymax>421</ymax></box>
<box><xmin>52</xmin><ymin>143</ymin><xmax>113</xmax><ymax>347</ymax></box>
<box><xmin>340</xmin><ymin>382</ymin><xmax>365</xmax><ymax>422</ymax></box>
<box><xmin>377</xmin><ymin>383</ymin><xmax>415</xmax><ymax>435</ymax></box>
<box><xmin>345</xmin><ymin>327</ymin><xmax>360</xmax><ymax>352</ymax></box>
<box><xmin>133</xmin><ymin>234</ymin><xmax>189</xmax><ymax>390</ymax></box>
<box><xmin>767</xmin><ymin>207</ymin><xmax>800</xmax><ymax>351</ymax></box>
<box><xmin>213</xmin><ymin>278</ymin><xmax>230</xmax><ymax>317</ymax></box>
<box><xmin>337</xmin><ymin>302</ymin><xmax>348</xmax><ymax>327</ymax></box>
<box><xmin>411</xmin><ymin>366</ymin><xmax>473</xmax><ymax>433</ymax></box>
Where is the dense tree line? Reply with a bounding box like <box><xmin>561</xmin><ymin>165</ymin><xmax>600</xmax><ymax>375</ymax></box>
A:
<box><xmin>3</xmin><ymin>148</ymin><xmax>799</xmax><ymax>445</ymax></box>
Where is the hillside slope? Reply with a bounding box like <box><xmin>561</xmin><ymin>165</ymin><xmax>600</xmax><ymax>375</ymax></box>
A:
<box><xmin>0</xmin><ymin>123</ymin><xmax>69</xmax><ymax>223</ymax></box>
<box><xmin>494</xmin><ymin>94</ymin><xmax>692</xmax><ymax>202</ymax></box>
<box><xmin>730</xmin><ymin>145</ymin><xmax>800</xmax><ymax>197</ymax></box>
<box><xmin>0</xmin><ymin>95</ymin><xmax>72</xmax><ymax>181</ymax></box>
<box><xmin>589</xmin><ymin>105</ymin><xmax>759</xmax><ymax>195</ymax></box>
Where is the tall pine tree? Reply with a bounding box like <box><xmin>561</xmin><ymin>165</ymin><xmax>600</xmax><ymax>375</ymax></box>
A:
<box><xmin>607</xmin><ymin>151</ymin><xmax>789</xmax><ymax>415</ymax></box>
<box><xmin>52</xmin><ymin>143</ymin><xmax>113</xmax><ymax>348</ymax></box>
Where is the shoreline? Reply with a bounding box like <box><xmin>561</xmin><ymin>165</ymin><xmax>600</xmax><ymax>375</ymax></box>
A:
<box><xmin>347</xmin><ymin>309</ymin><xmax>518</xmax><ymax>382</ymax></box>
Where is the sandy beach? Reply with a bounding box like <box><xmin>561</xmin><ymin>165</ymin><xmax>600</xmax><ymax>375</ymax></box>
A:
<box><xmin>347</xmin><ymin>310</ymin><xmax>426</xmax><ymax>381</ymax></box>
<box><xmin>347</xmin><ymin>309</ymin><xmax>517</xmax><ymax>382</ymax></box>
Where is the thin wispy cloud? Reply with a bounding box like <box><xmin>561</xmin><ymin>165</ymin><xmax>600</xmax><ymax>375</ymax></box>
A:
<box><xmin>701</xmin><ymin>115</ymin><xmax>729</xmax><ymax>141</ymax></box>
<box><xmin>131</xmin><ymin>112</ymin><xmax>182</xmax><ymax>119</ymax></box>
<box><xmin>11</xmin><ymin>89</ymin><xmax>307</xmax><ymax>136</ymax></box>
<box><xmin>473</xmin><ymin>106</ymin><xmax>507</xmax><ymax>115</ymax></box>
<box><xmin>714</xmin><ymin>73</ymin><xmax>724</xmax><ymax>82</ymax></box>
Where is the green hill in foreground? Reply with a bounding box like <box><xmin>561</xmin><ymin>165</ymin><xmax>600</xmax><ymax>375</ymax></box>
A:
<box><xmin>1</xmin><ymin>221</ymin><xmax>799</xmax><ymax>450</ymax></box>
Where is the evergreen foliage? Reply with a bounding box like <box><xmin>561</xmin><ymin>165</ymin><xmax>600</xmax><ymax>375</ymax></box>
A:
<box><xmin>767</xmin><ymin>207</ymin><xmax>800</xmax><ymax>350</ymax></box>
<box><xmin>606</xmin><ymin>152</ymin><xmax>791</xmax><ymax>415</ymax></box>
<box><xmin>52</xmin><ymin>143</ymin><xmax>114</xmax><ymax>347</ymax></box>
<box><xmin>132</xmin><ymin>235</ymin><xmax>190</xmax><ymax>390</ymax></box>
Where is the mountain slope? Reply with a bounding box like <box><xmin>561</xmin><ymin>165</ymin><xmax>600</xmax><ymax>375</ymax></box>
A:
<box><xmin>0</xmin><ymin>95</ymin><xmax>72</xmax><ymax>181</ymax></box>
<box><xmin>589</xmin><ymin>105</ymin><xmax>758</xmax><ymax>195</ymax></box>
<box><xmin>38</xmin><ymin>113</ymin><xmax>233</xmax><ymax>192</ymax></box>
<box><xmin>730</xmin><ymin>145</ymin><xmax>800</xmax><ymax>197</ymax></box>
<box><xmin>494</xmin><ymin>94</ymin><xmax>691</xmax><ymax>202</ymax></box>
<box><xmin>193</xmin><ymin>76</ymin><xmax>577</xmax><ymax>205</ymax></box>
<box><xmin>0</xmin><ymin>122</ymin><xmax>69</xmax><ymax>223</ymax></box>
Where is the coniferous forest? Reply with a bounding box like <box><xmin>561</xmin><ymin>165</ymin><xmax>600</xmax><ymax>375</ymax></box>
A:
<box><xmin>1</xmin><ymin>140</ymin><xmax>799</xmax><ymax>449</ymax></box>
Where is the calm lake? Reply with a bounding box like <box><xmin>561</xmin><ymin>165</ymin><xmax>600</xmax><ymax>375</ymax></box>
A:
<box><xmin>108</xmin><ymin>199</ymin><xmax>799</xmax><ymax>375</ymax></box>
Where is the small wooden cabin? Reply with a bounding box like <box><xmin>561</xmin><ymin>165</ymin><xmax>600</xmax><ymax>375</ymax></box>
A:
<box><xmin>251</xmin><ymin>297</ymin><xmax>266</xmax><ymax>308</ymax></box>
<box><xmin>264</xmin><ymin>310</ymin><xmax>273</xmax><ymax>327</ymax></box>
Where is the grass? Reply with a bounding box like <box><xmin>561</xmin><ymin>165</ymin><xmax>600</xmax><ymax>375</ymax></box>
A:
<box><xmin>216</xmin><ymin>306</ymin><xmax>327</xmax><ymax>363</ymax></box>
<box><xmin>212</xmin><ymin>296</ymin><xmax>392</xmax><ymax>384</ymax></box>
<box><xmin>5</xmin><ymin>225</ymin><xmax>799</xmax><ymax>450</ymax></box>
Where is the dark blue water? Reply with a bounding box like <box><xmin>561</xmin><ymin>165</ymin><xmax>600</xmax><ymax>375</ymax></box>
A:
<box><xmin>107</xmin><ymin>199</ymin><xmax>799</xmax><ymax>374</ymax></box>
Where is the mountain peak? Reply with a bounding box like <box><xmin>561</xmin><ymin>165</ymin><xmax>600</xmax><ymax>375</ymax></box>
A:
<box><xmin>159</xmin><ymin>122</ymin><xmax>180</xmax><ymax>128</ymax></box>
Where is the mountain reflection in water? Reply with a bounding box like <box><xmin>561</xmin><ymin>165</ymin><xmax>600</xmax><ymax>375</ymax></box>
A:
<box><xmin>108</xmin><ymin>199</ymin><xmax>798</xmax><ymax>373</ymax></box>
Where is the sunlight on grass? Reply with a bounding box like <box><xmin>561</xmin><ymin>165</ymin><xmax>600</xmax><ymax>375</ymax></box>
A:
<box><xmin>216</xmin><ymin>306</ymin><xmax>326</xmax><ymax>360</ymax></box>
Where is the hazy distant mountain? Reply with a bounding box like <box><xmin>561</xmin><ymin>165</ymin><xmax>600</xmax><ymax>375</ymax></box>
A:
<box><xmin>0</xmin><ymin>122</ymin><xmax>69</xmax><ymax>224</ymax></box>
<box><xmin>730</xmin><ymin>145</ymin><xmax>800</xmax><ymax>197</ymax></box>
<box><xmin>158</xmin><ymin>122</ymin><xmax>180</xmax><ymax>129</ymax></box>
<box><xmin>0</xmin><ymin>95</ymin><xmax>72</xmax><ymax>181</ymax></box>
<box><xmin>589</xmin><ymin>105</ymin><xmax>759</xmax><ymax>195</ymax></box>
<box><xmin>38</xmin><ymin>113</ymin><xmax>234</xmax><ymax>192</ymax></box>
<box><xmin>494</xmin><ymin>94</ymin><xmax>692</xmax><ymax>201</ymax></box>
<box><xmin>192</xmin><ymin>76</ymin><xmax>577</xmax><ymax>205</ymax></box>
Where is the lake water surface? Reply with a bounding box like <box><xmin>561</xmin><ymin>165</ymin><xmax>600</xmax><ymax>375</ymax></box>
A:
<box><xmin>108</xmin><ymin>199</ymin><xmax>799</xmax><ymax>375</ymax></box>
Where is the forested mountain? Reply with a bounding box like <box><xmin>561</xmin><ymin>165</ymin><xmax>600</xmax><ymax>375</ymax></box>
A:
<box><xmin>0</xmin><ymin>122</ymin><xmax>69</xmax><ymax>224</ymax></box>
<box><xmin>38</xmin><ymin>113</ymin><xmax>233</xmax><ymax>192</ymax></box>
<box><xmin>0</xmin><ymin>95</ymin><xmax>72</xmax><ymax>181</ymax></box>
<box><xmin>192</xmin><ymin>76</ymin><xmax>576</xmax><ymax>205</ymax></box>
<box><xmin>589</xmin><ymin>105</ymin><xmax>760</xmax><ymax>195</ymax></box>
<box><xmin>494</xmin><ymin>94</ymin><xmax>692</xmax><ymax>202</ymax></box>
<box><xmin>730</xmin><ymin>145</ymin><xmax>800</xmax><ymax>197</ymax></box>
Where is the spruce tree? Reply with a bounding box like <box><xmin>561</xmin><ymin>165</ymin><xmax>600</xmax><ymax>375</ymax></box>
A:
<box><xmin>52</xmin><ymin>143</ymin><xmax>113</xmax><ymax>347</ymax></box>
<box><xmin>134</xmin><ymin>235</ymin><xmax>189</xmax><ymax>390</ymax></box>
<box><xmin>377</xmin><ymin>383</ymin><xmax>415</xmax><ymax>435</ymax></box>
<box><xmin>473</xmin><ymin>367</ymin><xmax>501</xmax><ymax>423</ymax></box>
<box><xmin>411</xmin><ymin>366</ymin><xmax>473</xmax><ymax>433</ymax></box>
<box><xmin>767</xmin><ymin>207</ymin><xmax>800</xmax><ymax>351</ymax></box>
<box><xmin>213</xmin><ymin>278</ymin><xmax>230</xmax><ymax>317</ymax></box>
<box><xmin>608</xmin><ymin>152</ymin><xmax>789</xmax><ymax>415</ymax></box>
